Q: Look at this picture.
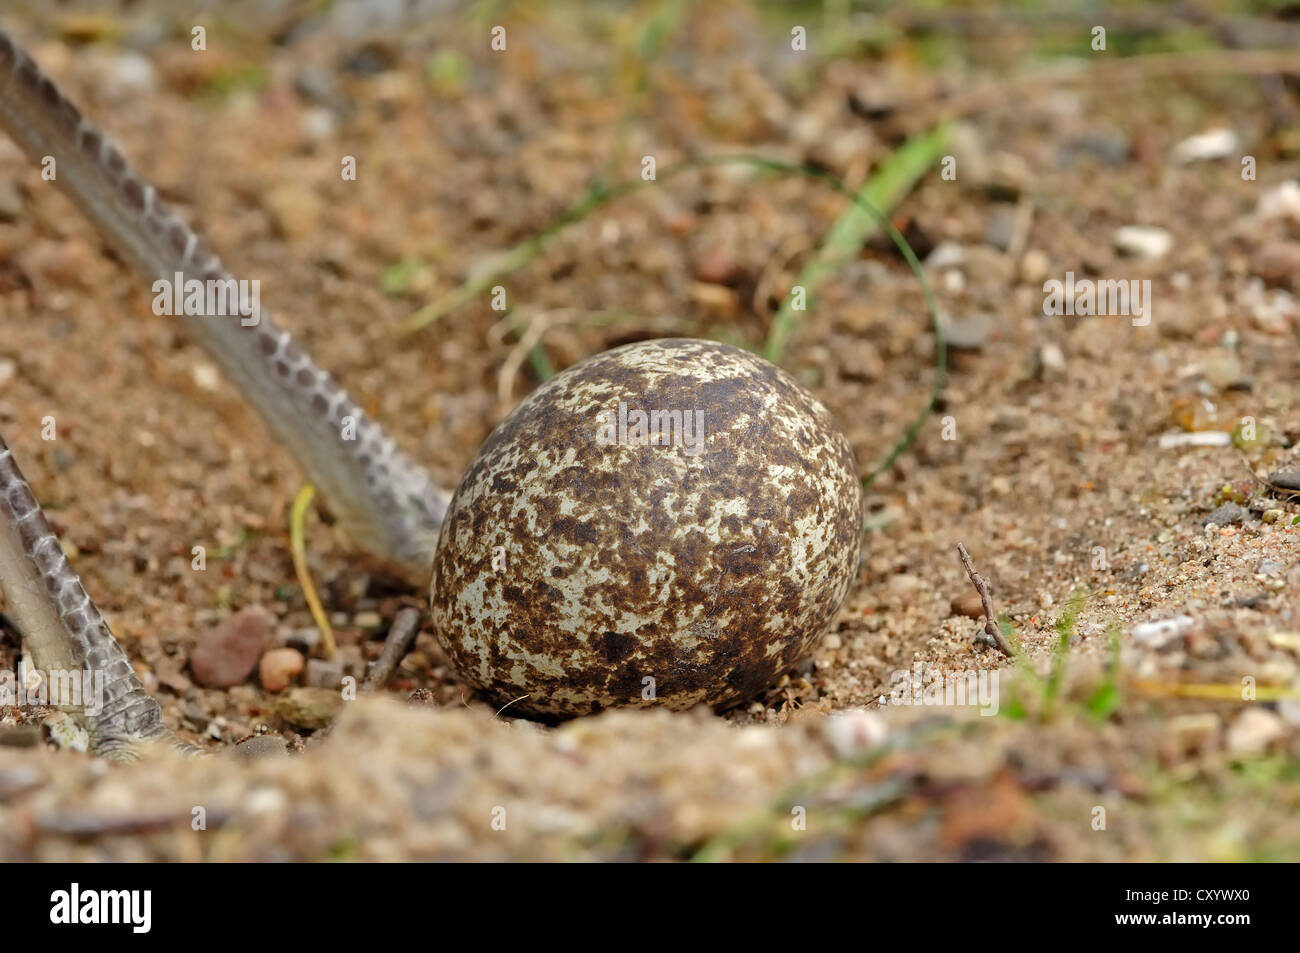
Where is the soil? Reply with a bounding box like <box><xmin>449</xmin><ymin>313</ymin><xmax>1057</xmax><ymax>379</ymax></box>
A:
<box><xmin>1</xmin><ymin>1</ymin><xmax>1298</xmax><ymax>860</ymax></box>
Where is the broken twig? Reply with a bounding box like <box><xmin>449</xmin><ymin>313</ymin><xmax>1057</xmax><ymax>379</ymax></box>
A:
<box><xmin>363</xmin><ymin>607</ymin><xmax>423</xmax><ymax>693</ymax></box>
<box><xmin>957</xmin><ymin>542</ymin><xmax>1015</xmax><ymax>658</ymax></box>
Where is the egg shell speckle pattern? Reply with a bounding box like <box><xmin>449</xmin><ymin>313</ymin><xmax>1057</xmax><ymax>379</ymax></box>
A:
<box><xmin>429</xmin><ymin>338</ymin><xmax>862</xmax><ymax>717</ymax></box>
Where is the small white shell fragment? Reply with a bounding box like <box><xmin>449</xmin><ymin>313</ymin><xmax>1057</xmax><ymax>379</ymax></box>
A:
<box><xmin>1157</xmin><ymin>431</ymin><xmax>1231</xmax><ymax>449</ymax></box>
<box><xmin>1114</xmin><ymin>225</ymin><xmax>1173</xmax><ymax>260</ymax></box>
<box><xmin>1171</xmin><ymin>128</ymin><xmax>1238</xmax><ymax>164</ymax></box>
<box><xmin>1256</xmin><ymin>181</ymin><xmax>1300</xmax><ymax>224</ymax></box>
<box><xmin>1131</xmin><ymin>615</ymin><xmax>1195</xmax><ymax>648</ymax></box>
<box><xmin>823</xmin><ymin>709</ymin><xmax>888</xmax><ymax>758</ymax></box>
<box><xmin>192</xmin><ymin>362</ymin><xmax>221</xmax><ymax>392</ymax></box>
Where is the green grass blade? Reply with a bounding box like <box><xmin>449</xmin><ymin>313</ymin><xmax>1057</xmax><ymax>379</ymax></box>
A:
<box><xmin>763</xmin><ymin>122</ymin><xmax>950</xmax><ymax>363</ymax></box>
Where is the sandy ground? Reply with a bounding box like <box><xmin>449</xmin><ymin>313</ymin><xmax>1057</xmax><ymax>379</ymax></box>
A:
<box><xmin>1</xmin><ymin>1</ymin><xmax>1299</xmax><ymax>860</ymax></box>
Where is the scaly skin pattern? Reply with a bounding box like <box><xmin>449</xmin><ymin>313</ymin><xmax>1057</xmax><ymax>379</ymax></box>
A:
<box><xmin>0</xmin><ymin>28</ymin><xmax>448</xmax><ymax>579</ymax></box>
<box><xmin>430</xmin><ymin>339</ymin><xmax>863</xmax><ymax>718</ymax></box>
<box><xmin>0</xmin><ymin>436</ymin><xmax>168</xmax><ymax>757</ymax></box>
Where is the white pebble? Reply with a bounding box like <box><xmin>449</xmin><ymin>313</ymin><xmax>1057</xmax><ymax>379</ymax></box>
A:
<box><xmin>242</xmin><ymin>785</ymin><xmax>289</xmax><ymax>819</ymax></box>
<box><xmin>300</xmin><ymin>106</ymin><xmax>337</xmax><ymax>143</ymax></box>
<box><xmin>192</xmin><ymin>362</ymin><xmax>221</xmax><ymax>392</ymax></box>
<box><xmin>1279</xmin><ymin>698</ymin><xmax>1300</xmax><ymax>728</ymax></box>
<box><xmin>1171</xmin><ymin>128</ymin><xmax>1238</xmax><ymax>164</ymax></box>
<box><xmin>105</xmin><ymin>51</ymin><xmax>157</xmax><ymax>99</ymax></box>
<box><xmin>1226</xmin><ymin>708</ymin><xmax>1284</xmax><ymax>755</ymax></box>
<box><xmin>1114</xmin><ymin>225</ymin><xmax>1173</xmax><ymax>260</ymax></box>
<box><xmin>925</xmin><ymin>241</ymin><xmax>966</xmax><ymax>270</ymax></box>
<box><xmin>1256</xmin><ymin>181</ymin><xmax>1300</xmax><ymax>224</ymax></box>
<box><xmin>1131</xmin><ymin>615</ymin><xmax>1194</xmax><ymax>648</ymax></box>
<box><xmin>823</xmin><ymin>709</ymin><xmax>888</xmax><ymax>758</ymax></box>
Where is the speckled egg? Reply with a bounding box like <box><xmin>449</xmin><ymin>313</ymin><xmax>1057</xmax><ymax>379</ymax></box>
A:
<box><xmin>429</xmin><ymin>338</ymin><xmax>862</xmax><ymax>718</ymax></box>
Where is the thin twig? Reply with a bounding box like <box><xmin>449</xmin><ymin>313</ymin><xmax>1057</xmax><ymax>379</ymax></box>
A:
<box><xmin>362</xmin><ymin>607</ymin><xmax>422</xmax><ymax>693</ymax></box>
<box><xmin>957</xmin><ymin>542</ymin><xmax>1015</xmax><ymax>658</ymax></box>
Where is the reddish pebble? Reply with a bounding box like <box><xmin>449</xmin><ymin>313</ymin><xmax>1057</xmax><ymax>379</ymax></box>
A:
<box><xmin>951</xmin><ymin>593</ymin><xmax>985</xmax><ymax>620</ymax></box>
<box><xmin>189</xmin><ymin>607</ymin><xmax>270</xmax><ymax>687</ymax></box>
<box><xmin>691</xmin><ymin>245</ymin><xmax>738</xmax><ymax>285</ymax></box>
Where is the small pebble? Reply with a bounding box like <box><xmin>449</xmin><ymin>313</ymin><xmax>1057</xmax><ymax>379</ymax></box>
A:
<box><xmin>0</xmin><ymin>178</ymin><xmax>23</xmax><ymax>222</ymax></box>
<box><xmin>1019</xmin><ymin>249</ymin><xmax>1049</xmax><ymax>285</ymax></box>
<box><xmin>191</xmin><ymin>363</ymin><xmax>221</xmax><ymax>392</ymax></box>
<box><xmin>1114</xmin><ymin>225</ymin><xmax>1173</xmax><ymax>260</ymax></box>
<box><xmin>293</xmin><ymin>66</ymin><xmax>339</xmax><ymax>106</ymax></box>
<box><xmin>104</xmin><ymin>51</ymin><xmax>157</xmax><ymax>99</ymax></box>
<box><xmin>1267</xmin><ymin>467</ymin><xmax>1300</xmax><ymax>491</ymax></box>
<box><xmin>942</xmin><ymin>314</ymin><xmax>992</xmax><ymax>351</ymax></box>
<box><xmin>0</xmin><ymin>725</ymin><xmax>40</xmax><ymax>748</ymax></box>
<box><xmin>264</xmin><ymin>184</ymin><xmax>322</xmax><ymax>242</ymax></box>
<box><xmin>1226</xmin><ymin>708</ymin><xmax>1284</xmax><ymax>755</ymax></box>
<box><xmin>1132</xmin><ymin>615</ymin><xmax>1194</xmax><ymax>648</ymax></box>
<box><xmin>0</xmin><ymin>764</ymin><xmax>46</xmax><ymax>800</ymax></box>
<box><xmin>1231</xmin><ymin>419</ymin><xmax>1270</xmax><ymax>451</ymax></box>
<box><xmin>822</xmin><ymin>709</ymin><xmax>888</xmax><ymax>757</ymax></box>
<box><xmin>300</xmin><ymin>106</ymin><xmax>337</xmax><ymax>143</ymax></box>
<box><xmin>836</xmin><ymin>340</ymin><xmax>884</xmax><ymax>381</ymax></box>
<box><xmin>1252</xmin><ymin>242</ymin><xmax>1300</xmax><ymax>292</ymax></box>
<box><xmin>1167</xmin><ymin>712</ymin><xmax>1221</xmax><ymax>752</ymax></box>
<box><xmin>691</xmin><ymin>245</ymin><xmax>738</xmax><ymax>285</ymax></box>
<box><xmin>983</xmin><ymin>151</ymin><xmax>1030</xmax><ymax>199</ymax></box>
<box><xmin>951</xmin><ymin>592</ymin><xmax>984</xmax><ymax>619</ymax></box>
<box><xmin>181</xmin><ymin>701</ymin><xmax>211</xmax><ymax>731</ymax></box>
<box><xmin>1262</xmin><ymin>509</ymin><xmax>1284</xmax><ymax>525</ymax></box>
<box><xmin>1201</xmin><ymin>352</ymin><xmax>1247</xmax><ymax>391</ymax></box>
<box><xmin>259</xmin><ymin>648</ymin><xmax>305</xmax><ymax>692</ymax></box>
<box><xmin>1066</xmin><ymin>130</ymin><xmax>1131</xmax><ymax>166</ymax></box>
<box><xmin>275</xmin><ymin>687</ymin><xmax>343</xmax><ymax>731</ymax></box>
<box><xmin>1039</xmin><ymin>343</ymin><xmax>1066</xmax><ymax>373</ymax></box>
<box><xmin>233</xmin><ymin>735</ymin><xmax>290</xmax><ymax>761</ymax></box>
<box><xmin>1205</xmin><ymin>502</ymin><xmax>1247</xmax><ymax>527</ymax></box>
<box><xmin>984</xmin><ymin>207</ymin><xmax>1014</xmax><ymax>251</ymax></box>
<box><xmin>191</xmin><ymin>607</ymin><xmax>271</xmax><ymax>688</ymax></box>
<box><xmin>305</xmin><ymin>657</ymin><xmax>344</xmax><ymax>689</ymax></box>
<box><xmin>1255</xmin><ymin>181</ymin><xmax>1300</xmax><ymax>224</ymax></box>
<box><xmin>925</xmin><ymin>241</ymin><xmax>966</xmax><ymax>270</ymax></box>
<box><xmin>280</xmin><ymin>627</ymin><xmax>321</xmax><ymax>653</ymax></box>
<box><xmin>353</xmin><ymin>611</ymin><xmax>383</xmax><ymax>630</ymax></box>
<box><xmin>1171</xmin><ymin>128</ymin><xmax>1238</xmax><ymax>164</ymax></box>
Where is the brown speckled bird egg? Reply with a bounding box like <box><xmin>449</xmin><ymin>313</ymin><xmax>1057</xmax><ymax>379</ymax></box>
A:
<box><xmin>429</xmin><ymin>338</ymin><xmax>862</xmax><ymax>718</ymax></box>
